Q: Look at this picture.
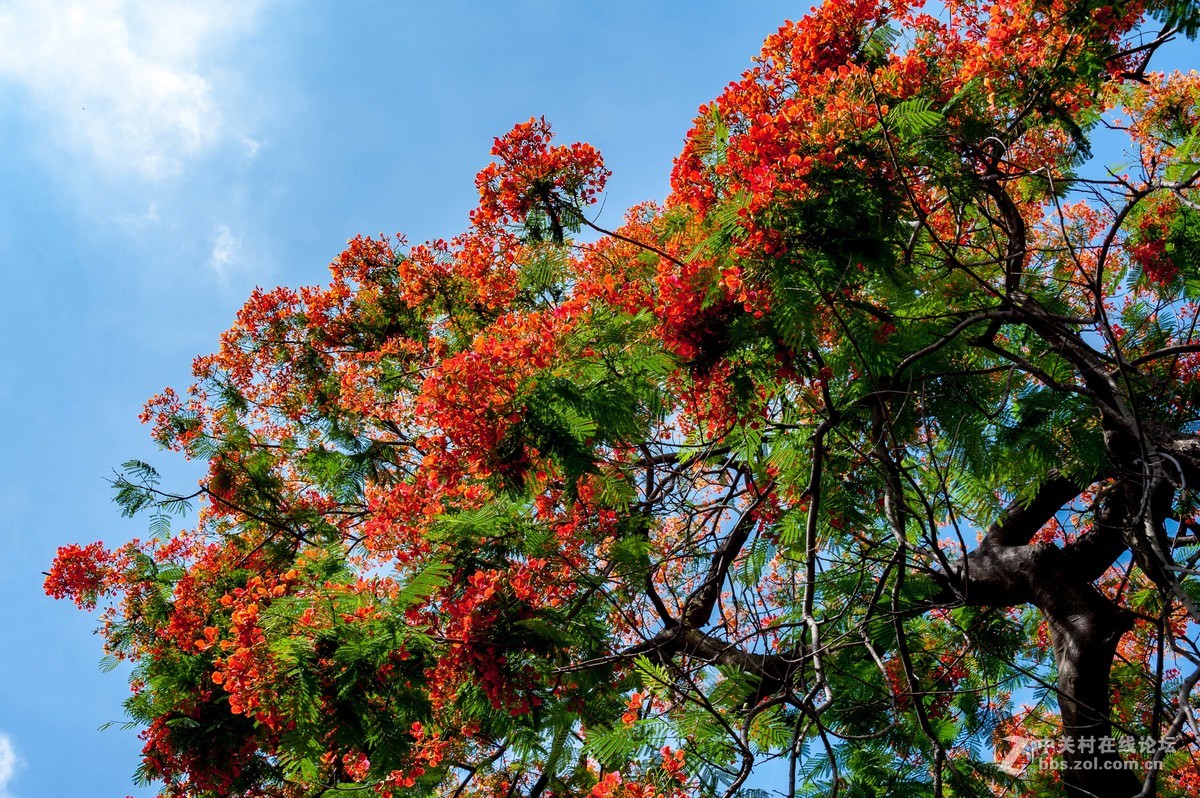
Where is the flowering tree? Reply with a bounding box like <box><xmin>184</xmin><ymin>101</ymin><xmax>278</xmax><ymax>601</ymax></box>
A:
<box><xmin>48</xmin><ymin>1</ymin><xmax>1200</xmax><ymax>797</ymax></box>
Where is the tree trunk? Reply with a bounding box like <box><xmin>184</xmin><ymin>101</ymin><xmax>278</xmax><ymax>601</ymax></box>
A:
<box><xmin>957</xmin><ymin>517</ymin><xmax>1143</xmax><ymax>798</ymax></box>
<box><xmin>1040</xmin><ymin>578</ymin><xmax>1140</xmax><ymax>798</ymax></box>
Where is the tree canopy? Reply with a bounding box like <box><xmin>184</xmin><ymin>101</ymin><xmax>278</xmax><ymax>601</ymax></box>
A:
<box><xmin>47</xmin><ymin>1</ymin><xmax>1200</xmax><ymax>796</ymax></box>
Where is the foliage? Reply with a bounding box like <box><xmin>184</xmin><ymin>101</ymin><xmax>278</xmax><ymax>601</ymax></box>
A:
<box><xmin>47</xmin><ymin>1</ymin><xmax>1200</xmax><ymax>796</ymax></box>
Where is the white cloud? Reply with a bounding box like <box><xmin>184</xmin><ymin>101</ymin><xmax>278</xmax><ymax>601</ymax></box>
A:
<box><xmin>0</xmin><ymin>732</ymin><xmax>19</xmax><ymax>797</ymax></box>
<box><xmin>0</xmin><ymin>0</ymin><xmax>266</xmax><ymax>179</ymax></box>
<box><xmin>112</xmin><ymin>200</ymin><xmax>161</xmax><ymax>232</ymax></box>
<box><xmin>239</xmin><ymin>134</ymin><xmax>263</xmax><ymax>158</ymax></box>
<box><xmin>208</xmin><ymin>223</ymin><xmax>242</xmax><ymax>280</ymax></box>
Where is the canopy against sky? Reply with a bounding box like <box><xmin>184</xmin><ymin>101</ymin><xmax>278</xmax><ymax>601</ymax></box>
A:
<box><xmin>0</xmin><ymin>3</ymin><xmax>1196</xmax><ymax>797</ymax></box>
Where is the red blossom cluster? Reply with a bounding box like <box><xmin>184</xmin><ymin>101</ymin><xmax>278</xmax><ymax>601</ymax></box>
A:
<box><xmin>474</xmin><ymin>116</ymin><xmax>610</xmax><ymax>231</ymax></box>
<box><xmin>1130</xmin><ymin>196</ymin><xmax>1184</xmax><ymax>287</ymax></box>
<box><xmin>44</xmin><ymin>541</ymin><xmax>120</xmax><ymax>609</ymax></box>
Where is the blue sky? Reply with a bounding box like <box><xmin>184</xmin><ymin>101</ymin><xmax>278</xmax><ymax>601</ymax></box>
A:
<box><xmin>0</xmin><ymin>3</ymin><xmax>1196</xmax><ymax>798</ymax></box>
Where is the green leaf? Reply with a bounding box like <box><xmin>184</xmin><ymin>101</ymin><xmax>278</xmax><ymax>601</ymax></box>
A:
<box><xmin>885</xmin><ymin>98</ymin><xmax>945</xmax><ymax>141</ymax></box>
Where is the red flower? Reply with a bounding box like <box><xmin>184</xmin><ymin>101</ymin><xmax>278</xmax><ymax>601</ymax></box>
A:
<box><xmin>474</xmin><ymin>117</ymin><xmax>610</xmax><ymax>231</ymax></box>
<box><xmin>44</xmin><ymin>541</ymin><xmax>118</xmax><ymax>609</ymax></box>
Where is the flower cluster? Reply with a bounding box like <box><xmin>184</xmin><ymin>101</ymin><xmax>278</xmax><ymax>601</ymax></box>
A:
<box><xmin>474</xmin><ymin>117</ymin><xmax>610</xmax><ymax>232</ymax></box>
<box><xmin>45</xmin><ymin>541</ymin><xmax>120</xmax><ymax>609</ymax></box>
